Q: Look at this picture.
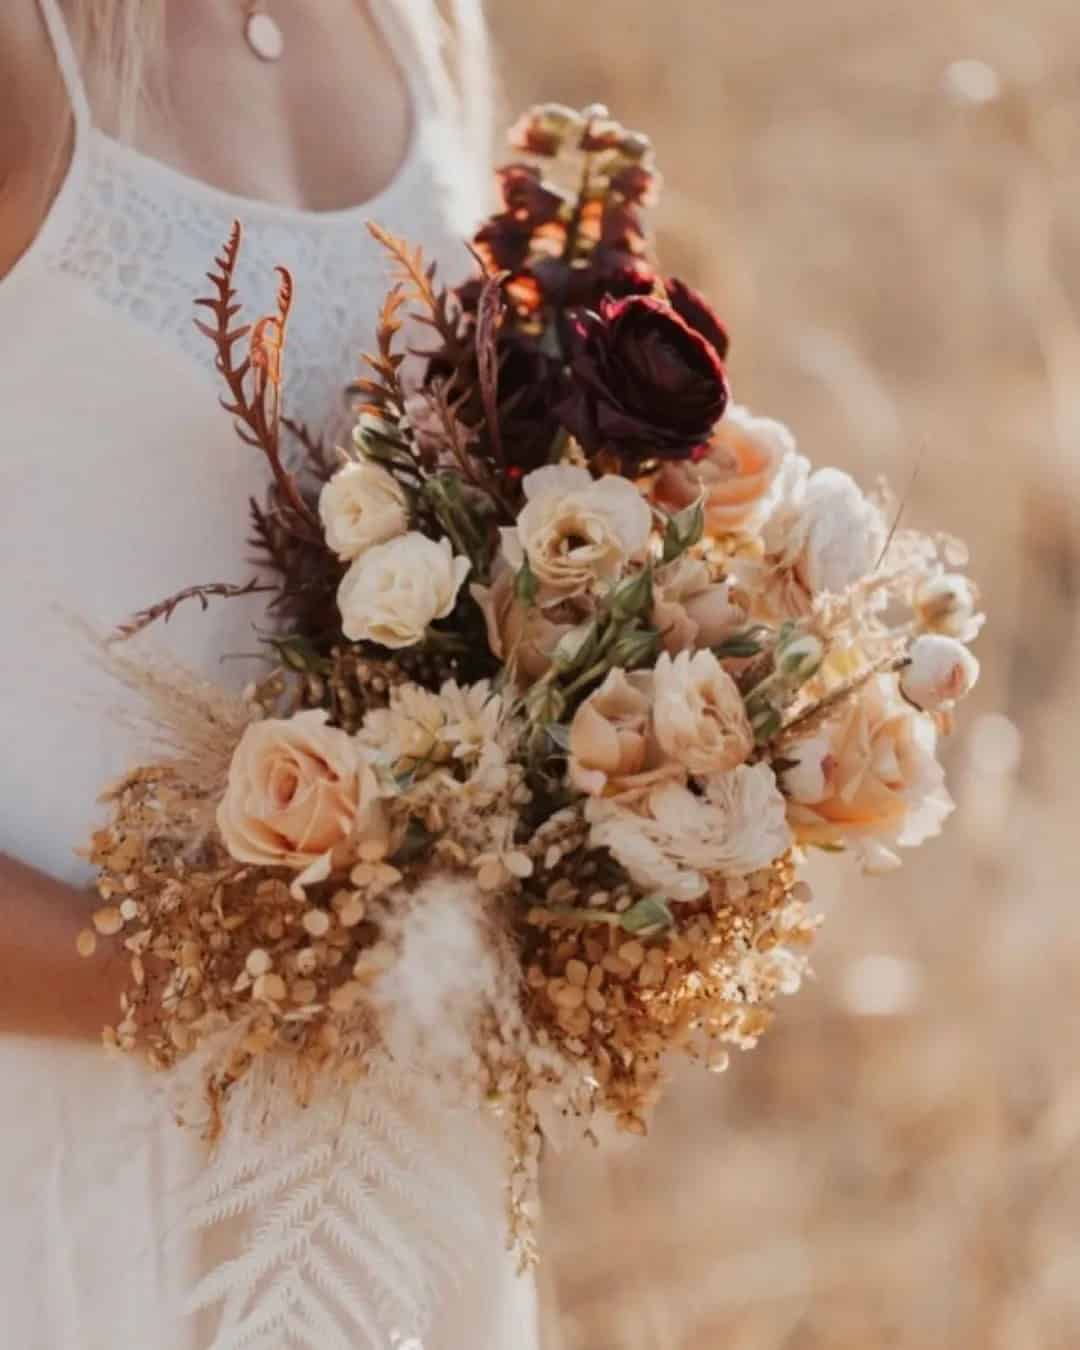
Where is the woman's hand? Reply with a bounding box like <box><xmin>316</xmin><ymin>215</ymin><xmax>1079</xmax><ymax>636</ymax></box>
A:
<box><xmin>0</xmin><ymin>852</ymin><xmax>128</xmax><ymax>1040</ymax></box>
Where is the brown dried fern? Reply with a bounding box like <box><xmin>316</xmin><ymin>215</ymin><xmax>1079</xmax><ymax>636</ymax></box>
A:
<box><xmin>112</xmin><ymin>579</ymin><xmax>274</xmax><ymax>643</ymax></box>
<box><xmin>194</xmin><ymin>223</ymin><xmax>319</xmax><ymax>536</ymax></box>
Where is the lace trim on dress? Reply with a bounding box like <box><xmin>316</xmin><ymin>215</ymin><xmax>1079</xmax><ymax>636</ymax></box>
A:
<box><xmin>27</xmin><ymin>0</ymin><xmax>477</xmax><ymax>443</ymax></box>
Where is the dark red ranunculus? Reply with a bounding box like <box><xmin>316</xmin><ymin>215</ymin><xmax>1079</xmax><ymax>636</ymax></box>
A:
<box><xmin>491</xmin><ymin>337</ymin><xmax>570</xmax><ymax>473</ymax></box>
<box><xmin>557</xmin><ymin>294</ymin><xmax>729</xmax><ymax>465</ymax></box>
<box><xmin>665</xmin><ymin>277</ymin><xmax>730</xmax><ymax>360</ymax></box>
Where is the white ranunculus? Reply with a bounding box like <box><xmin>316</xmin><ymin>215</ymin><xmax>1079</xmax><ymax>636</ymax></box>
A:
<box><xmin>501</xmin><ymin>464</ymin><xmax>652</xmax><ymax>600</ymax></box>
<box><xmin>900</xmin><ymin>635</ymin><xmax>980</xmax><ymax>711</ymax></box>
<box><xmin>762</xmin><ymin>465</ymin><xmax>886</xmax><ymax>608</ymax></box>
<box><xmin>652</xmin><ymin>649</ymin><xmax>753</xmax><ymax>776</ymax></box>
<box><xmin>319</xmin><ymin>460</ymin><xmax>409</xmax><ymax>562</ymax></box>
<box><xmin>337</xmin><ymin>533</ymin><xmax>470</xmax><ymax>649</ymax></box>
<box><xmin>914</xmin><ymin>573</ymin><xmax>985</xmax><ymax>643</ymax></box>
<box><xmin>586</xmin><ymin>763</ymin><xmax>791</xmax><ymax>901</ymax></box>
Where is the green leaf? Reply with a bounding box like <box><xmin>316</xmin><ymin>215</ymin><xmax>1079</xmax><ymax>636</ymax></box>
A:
<box><xmin>712</xmin><ymin>626</ymin><xmax>771</xmax><ymax>659</ymax></box>
<box><xmin>514</xmin><ymin>556</ymin><xmax>539</xmax><ymax>608</ymax></box>
<box><xmin>545</xmin><ymin>722</ymin><xmax>573</xmax><ymax>752</ymax></box>
<box><xmin>607</xmin><ymin>623</ymin><xmax>660</xmax><ymax>670</ymax></box>
<box><xmin>619</xmin><ymin>894</ymin><xmax>675</xmax><ymax>935</ymax></box>
<box><xmin>266</xmin><ymin>634</ymin><xmax>331</xmax><ymax>675</ymax></box>
<box><xmin>609</xmin><ymin>565</ymin><xmax>654</xmax><ymax>622</ymax></box>
<box><xmin>661</xmin><ymin>497</ymin><xmax>705</xmax><ymax>563</ymax></box>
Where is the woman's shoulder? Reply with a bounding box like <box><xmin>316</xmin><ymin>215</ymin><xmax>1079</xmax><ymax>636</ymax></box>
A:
<box><xmin>0</xmin><ymin>3</ymin><xmax>72</xmax><ymax>279</ymax></box>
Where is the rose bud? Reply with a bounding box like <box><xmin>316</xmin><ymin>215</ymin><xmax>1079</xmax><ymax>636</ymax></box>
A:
<box><xmin>914</xmin><ymin>573</ymin><xmax>985</xmax><ymax>643</ymax></box>
<box><xmin>900</xmin><ymin>635</ymin><xmax>980</xmax><ymax>711</ymax></box>
<box><xmin>558</xmin><ymin>294</ymin><xmax>729</xmax><ymax>467</ymax></box>
<box><xmin>665</xmin><ymin>277</ymin><xmax>730</xmax><ymax>361</ymax></box>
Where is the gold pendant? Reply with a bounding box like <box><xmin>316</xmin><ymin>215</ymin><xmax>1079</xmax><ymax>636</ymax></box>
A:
<box><xmin>245</xmin><ymin>9</ymin><xmax>285</xmax><ymax>63</ymax></box>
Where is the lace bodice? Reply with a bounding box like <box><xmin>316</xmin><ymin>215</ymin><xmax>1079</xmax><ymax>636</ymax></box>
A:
<box><xmin>32</xmin><ymin>0</ymin><xmax>480</xmax><ymax>442</ymax></box>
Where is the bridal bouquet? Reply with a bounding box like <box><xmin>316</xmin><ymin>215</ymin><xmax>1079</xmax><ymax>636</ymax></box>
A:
<box><xmin>84</xmin><ymin>103</ymin><xmax>984</xmax><ymax>1332</ymax></box>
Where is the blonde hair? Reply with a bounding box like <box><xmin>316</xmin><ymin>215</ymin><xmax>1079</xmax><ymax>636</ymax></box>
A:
<box><xmin>68</xmin><ymin>0</ymin><xmax>492</xmax><ymax>170</ymax></box>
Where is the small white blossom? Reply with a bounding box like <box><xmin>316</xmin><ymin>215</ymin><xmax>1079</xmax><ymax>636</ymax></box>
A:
<box><xmin>901</xmin><ymin>635</ymin><xmax>980</xmax><ymax>711</ymax></box>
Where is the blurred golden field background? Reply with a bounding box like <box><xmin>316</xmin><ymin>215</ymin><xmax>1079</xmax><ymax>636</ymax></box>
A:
<box><xmin>488</xmin><ymin>2</ymin><xmax>1080</xmax><ymax>1346</ymax></box>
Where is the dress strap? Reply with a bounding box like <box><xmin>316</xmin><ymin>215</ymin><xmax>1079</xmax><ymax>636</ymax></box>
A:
<box><xmin>373</xmin><ymin>0</ymin><xmax>452</xmax><ymax>120</ymax></box>
<box><xmin>34</xmin><ymin>0</ymin><xmax>93</xmax><ymax>134</ymax></box>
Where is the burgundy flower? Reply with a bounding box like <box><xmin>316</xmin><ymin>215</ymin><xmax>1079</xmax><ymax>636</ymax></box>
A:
<box><xmin>557</xmin><ymin>295</ymin><xmax>729</xmax><ymax>466</ymax></box>
<box><xmin>472</xmin><ymin>165</ymin><xmax>566</xmax><ymax>276</ymax></box>
<box><xmin>666</xmin><ymin>277</ymin><xmax>730</xmax><ymax>361</ymax></box>
<box><xmin>490</xmin><ymin>338</ymin><xmax>569</xmax><ymax>473</ymax></box>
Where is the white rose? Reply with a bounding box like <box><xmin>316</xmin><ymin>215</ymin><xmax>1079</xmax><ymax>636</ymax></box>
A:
<box><xmin>900</xmin><ymin>635</ymin><xmax>980</xmax><ymax>711</ymax></box>
<box><xmin>501</xmin><ymin>464</ymin><xmax>652</xmax><ymax>600</ymax></box>
<box><xmin>586</xmin><ymin>763</ymin><xmax>791</xmax><ymax>902</ymax></box>
<box><xmin>652</xmin><ymin>649</ymin><xmax>753</xmax><ymax>776</ymax></box>
<box><xmin>914</xmin><ymin>573</ymin><xmax>985</xmax><ymax>643</ymax></box>
<box><xmin>319</xmin><ymin>460</ymin><xmax>409</xmax><ymax>561</ymax></box>
<box><xmin>337</xmin><ymin>533</ymin><xmax>470</xmax><ymax>649</ymax></box>
<box><xmin>762</xmin><ymin>466</ymin><xmax>886</xmax><ymax>610</ymax></box>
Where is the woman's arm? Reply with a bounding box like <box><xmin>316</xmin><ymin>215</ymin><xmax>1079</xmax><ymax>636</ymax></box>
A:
<box><xmin>0</xmin><ymin>3</ymin><xmax>69</xmax><ymax>278</ymax></box>
<box><xmin>0</xmin><ymin>853</ymin><xmax>127</xmax><ymax>1040</ymax></box>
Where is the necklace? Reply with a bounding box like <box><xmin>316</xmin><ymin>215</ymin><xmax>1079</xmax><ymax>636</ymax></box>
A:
<box><xmin>243</xmin><ymin>2</ymin><xmax>286</xmax><ymax>62</ymax></box>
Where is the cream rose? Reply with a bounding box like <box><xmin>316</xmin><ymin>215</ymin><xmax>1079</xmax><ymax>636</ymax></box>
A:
<box><xmin>471</xmin><ymin>561</ymin><xmax>578</xmax><ymax>682</ymax></box>
<box><xmin>780</xmin><ymin>673</ymin><xmax>953</xmax><ymax>872</ymax></box>
<box><xmin>568</xmin><ymin>668</ymin><xmax>672</xmax><ymax>797</ymax></box>
<box><xmin>586</xmin><ymin>763</ymin><xmax>791</xmax><ymax>901</ymax></box>
<box><xmin>217</xmin><ymin>710</ymin><xmax>386</xmax><ymax>875</ymax></box>
<box><xmin>501</xmin><ymin>464</ymin><xmax>652</xmax><ymax>600</ymax></box>
<box><xmin>761</xmin><ymin>465</ymin><xmax>885</xmax><ymax>612</ymax></box>
<box><xmin>652</xmin><ymin>649</ymin><xmax>753</xmax><ymax>776</ymax></box>
<box><xmin>900</xmin><ymin>635</ymin><xmax>980</xmax><ymax>711</ymax></box>
<box><xmin>337</xmin><ymin>533</ymin><xmax>471</xmax><ymax>649</ymax></box>
<box><xmin>651</xmin><ymin>404</ymin><xmax>794</xmax><ymax>535</ymax></box>
<box><xmin>319</xmin><ymin>460</ymin><xmax>408</xmax><ymax>562</ymax></box>
<box><xmin>651</xmin><ymin>557</ymin><xmax>746</xmax><ymax>654</ymax></box>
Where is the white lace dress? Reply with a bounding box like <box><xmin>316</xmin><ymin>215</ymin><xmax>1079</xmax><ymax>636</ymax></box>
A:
<box><xmin>0</xmin><ymin>2</ymin><xmax>538</xmax><ymax>1346</ymax></box>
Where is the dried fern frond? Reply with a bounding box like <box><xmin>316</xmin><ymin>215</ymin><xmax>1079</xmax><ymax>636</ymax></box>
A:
<box><xmin>113</xmin><ymin>578</ymin><xmax>274</xmax><ymax>643</ymax></box>
<box><xmin>194</xmin><ymin>222</ymin><xmax>319</xmax><ymax>537</ymax></box>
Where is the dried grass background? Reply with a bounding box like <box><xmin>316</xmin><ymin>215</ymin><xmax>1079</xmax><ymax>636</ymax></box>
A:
<box><xmin>488</xmin><ymin>3</ymin><xmax>1080</xmax><ymax>1346</ymax></box>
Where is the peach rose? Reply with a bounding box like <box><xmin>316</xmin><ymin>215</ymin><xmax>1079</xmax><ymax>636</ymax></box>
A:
<box><xmin>217</xmin><ymin>710</ymin><xmax>386</xmax><ymax>877</ymax></box>
<box><xmin>651</xmin><ymin>404</ymin><xmax>794</xmax><ymax>535</ymax></box>
<box><xmin>651</xmin><ymin>556</ymin><xmax>746</xmax><ymax>654</ymax></box>
<box><xmin>780</xmin><ymin>674</ymin><xmax>953</xmax><ymax>872</ymax></box>
<box><xmin>652</xmin><ymin>649</ymin><xmax>753</xmax><ymax>776</ymax></box>
<box><xmin>471</xmin><ymin>562</ymin><xmax>578</xmax><ymax>683</ymax></box>
<box><xmin>568</xmin><ymin>668</ymin><xmax>672</xmax><ymax>797</ymax></box>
